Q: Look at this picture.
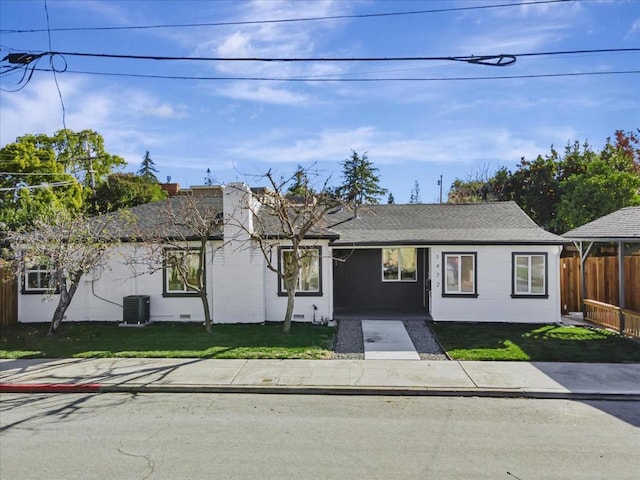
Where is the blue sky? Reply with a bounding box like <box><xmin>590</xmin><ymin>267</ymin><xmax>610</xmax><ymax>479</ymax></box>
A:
<box><xmin>1</xmin><ymin>0</ymin><xmax>639</xmax><ymax>203</ymax></box>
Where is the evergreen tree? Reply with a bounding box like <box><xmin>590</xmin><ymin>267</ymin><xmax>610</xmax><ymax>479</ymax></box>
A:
<box><xmin>338</xmin><ymin>150</ymin><xmax>387</xmax><ymax>205</ymax></box>
<box><xmin>409</xmin><ymin>180</ymin><xmax>421</xmax><ymax>204</ymax></box>
<box><xmin>137</xmin><ymin>151</ymin><xmax>159</xmax><ymax>182</ymax></box>
<box><xmin>387</xmin><ymin>192</ymin><xmax>395</xmax><ymax>204</ymax></box>
<box><xmin>204</xmin><ymin>168</ymin><xmax>215</xmax><ymax>186</ymax></box>
<box><xmin>287</xmin><ymin>164</ymin><xmax>312</xmax><ymax>197</ymax></box>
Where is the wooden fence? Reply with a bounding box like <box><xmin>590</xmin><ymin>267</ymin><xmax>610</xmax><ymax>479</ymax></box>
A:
<box><xmin>0</xmin><ymin>264</ymin><xmax>18</xmax><ymax>327</ymax></box>
<box><xmin>560</xmin><ymin>256</ymin><xmax>640</xmax><ymax>314</ymax></box>
<box><xmin>584</xmin><ymin>299</ymin><xmax>640</xmax><ymax>340</ymax></box>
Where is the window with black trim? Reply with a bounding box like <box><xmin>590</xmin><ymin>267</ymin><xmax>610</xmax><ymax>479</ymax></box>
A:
<box><xmin>442</xmin><ymin>252</ymin><xmax>477</xmax><ymax>297</ymax></box>
<box><xmin>512</xmin><ymin>252</ymin><xmax>548</xmax><ymax>298</ymax></box>
<box><xmin>278</xmin><ymin>246</ymin><xmax>322</xmax><ymax>296</ymax></box>
<box><xmin>382</xmin><ymin>247</ymin><xmax>417</xmax><ymax>282</ymax></box>
<box><xmin>163</xmin><ymin>248</ymin><xmax>201</xmax><ymax>296</ymax></box>
<box><xmin>23</xmin><ymin>265</ymin><xmax>55</xmax><ymax>294</ymax></box>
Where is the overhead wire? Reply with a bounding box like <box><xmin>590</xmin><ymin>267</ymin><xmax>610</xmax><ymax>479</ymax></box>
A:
<box><xmin>0</xmin><ymin>0</ymin><xmax>575</xmax><ymax>33</ymax></box>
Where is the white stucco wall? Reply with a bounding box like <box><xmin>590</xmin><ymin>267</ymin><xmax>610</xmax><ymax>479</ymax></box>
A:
<box><xmin>429</xmin><ymin>244</ymin><xmax>562</xmax><ymax>323</ymax></box>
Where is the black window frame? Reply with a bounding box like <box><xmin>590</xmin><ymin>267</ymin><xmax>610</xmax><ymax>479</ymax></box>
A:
<box><xmin>21</xmin><ymin>265</ymin><xmax>58</xmax><ymax>295</ymax></box>
<box><xmin>277</xmin><ymin>246</ymin><xmax>323</xmax><ymax>297</ymax></box>
<box><xmin>441</xmin><ymin>252</ymin><xmax>478</xmax><ymax>298</ymax></box>
<box><xmin>511</xmin><ymin>252</ymin><xmax>549</xmax><ymax>299</ymax></box>
<box><xmin>162</xmin><ymin>247</ymin><xmax>203</xmax><ymax>298</ymax></box>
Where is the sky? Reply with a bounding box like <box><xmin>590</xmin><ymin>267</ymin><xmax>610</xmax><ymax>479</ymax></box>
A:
<box><xmin>1</xmin><ymin>0</ymin><xmax>639</xmax><ymax>203</ymax></box>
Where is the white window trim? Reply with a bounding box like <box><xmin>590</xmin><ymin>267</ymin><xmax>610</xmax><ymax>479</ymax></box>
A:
<box><xmin>163</xmin><ymin>248</ymin><xmax>201</xmax><ymax>296</ymax></box>
<box><xmin>23</xmin><ymin>266</ymin><xmax>55</xmax><ymax>293</ymax></box>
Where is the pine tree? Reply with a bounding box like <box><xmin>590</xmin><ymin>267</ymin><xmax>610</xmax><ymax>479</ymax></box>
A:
<box><xmin>409</xmin><ymin>180</ymin><xmax>421</xmax><ymax>204</ymax></box>
<box><xmin>387</xmin><ymin>192</ymin><xmax>395</xmax><ymax>204</ymax></box>
<box><xmin>287</xmin><ymin>164</ymin><xmax>312</xmax><ymax>196</ymax></box>
<box><xmin>204</xmin><ymin>168</ymin><xmax>215</xmax><ymax>186</ymax></box>
<box><xmin>338</xmin><ymin>150</ymin><xmax>387</xmax><ymax>205</ymax></box>
<box><xmin>137</xmin><ymin>151</ymin><xmax>159</xmax><ymax>182</ymax></box>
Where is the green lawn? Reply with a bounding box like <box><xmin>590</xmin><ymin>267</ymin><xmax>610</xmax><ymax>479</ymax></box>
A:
<box><xmin>432</xmin><ymin>322</ymin><xmax>640</xmax><ymax>362</ymax></box>
<box><xmin>0</xmin><ymin>322</ymin><xmax>335</xmax><ymax>359</ymax></box>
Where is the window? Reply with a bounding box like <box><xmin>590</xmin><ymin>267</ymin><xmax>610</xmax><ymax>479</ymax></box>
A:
<box><xmin>23</xmin><ymin>266</ymin><xmax>55</xmax><ymax>294</ymax></box>
<box><xmin>278</xmin><ymin>246</ymin><xmax>322</xmax><ymax>296</ymax></box>
<box><xmin>442</xmin><ymin>252</ymin><xmax>477</xmax><ymax>297</ymax></box>
<box><xmin>163</xmin><ymin>248</ymin><xmax>201</xmax><ymax>296</ymax></box>
<box><xmin>382</xmin><ymin>248</ymin><xmax>417</xmax><ymax>282</ymax></box>
<box><xmin>512</xmin><ymin>253</ymin><xmax>548</xmax><ymax>297</ymax></box>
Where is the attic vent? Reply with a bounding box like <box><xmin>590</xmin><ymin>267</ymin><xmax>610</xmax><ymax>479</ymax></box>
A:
<box><xmin>293</xmin><ymin>314</ymin><xmax>305</xmax><ymax>320</ymax></box>
<box><xmin>179</xmin><ymin>314</ymin><xmax>191</xmax><ymax>319</ymax></box>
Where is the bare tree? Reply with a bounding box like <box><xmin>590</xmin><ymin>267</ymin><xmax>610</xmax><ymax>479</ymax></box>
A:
<box><xmin>127</xmin><ymin>193</ymin><xmax>223</xmax><ymax>333</ymax></box>
<box><xmin>6</xmin><ymin>209</ymin><xmax>123</xmax><ymax>335</ymax></box>
<box><xmin>230</xmin><ymin>169</ymin><xmax>341</xmax><ymax>334</ymax></box>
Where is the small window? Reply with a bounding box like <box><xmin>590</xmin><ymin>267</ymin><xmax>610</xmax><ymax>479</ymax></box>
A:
<box><xmin>23</xmin><ymin>266</ymin><xmax>55</xmax><ymax>293</ymax></box>
<box><xmin>278</xmin><ymin>246</ymin><xmax>322</xmax><ymax>296</ymax></box>
<box><xmin>382</xmin><ymin>248</ymin><xmax>417</xmax><ymax>282</ymax></box>
<box><xmin>512</xmin><ymin>253</ymin><xmax>548</xmax><ymax>298</ymax></box>
<box><xmin>163</xmin><ymin>248</ymin><xmax>201</xmax><ymax>296</ymax></box>
<box><xmin>442</xmin><ymin>252</ymin><xmax>477</xmax><ymax>297</ymax></box>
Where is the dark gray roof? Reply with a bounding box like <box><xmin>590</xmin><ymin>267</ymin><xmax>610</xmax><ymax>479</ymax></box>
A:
<box><xmin>327</xmin><ymin>201</ymin><xmax>564</xmax><ymax>245</ymax></box>
<box><xmin>562</xmin><ymin>206</ymin><xmax>640</xmax><ymax>241</ymax></box>
<box><xmin>116</xmin><ymin>195</ymin><xmax>224</xmax><ymax>240</ymax></box>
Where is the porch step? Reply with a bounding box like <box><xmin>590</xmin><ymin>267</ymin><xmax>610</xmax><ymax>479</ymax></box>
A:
<box><xmin>361</xmin><ymin>320</ymin><xmax>420</xmax><ymax>360</ymax></box>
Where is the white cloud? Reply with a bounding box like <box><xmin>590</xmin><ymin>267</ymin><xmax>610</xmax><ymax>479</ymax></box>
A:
<box><xmin>626</xmin><ymin>18</ymin><xmax>640</xmax><ymax>39</ymax></box>
<box><xmin>216</xmin><ymin>82</ymin><xmax>309</xmax><ymax>105</ymax></box>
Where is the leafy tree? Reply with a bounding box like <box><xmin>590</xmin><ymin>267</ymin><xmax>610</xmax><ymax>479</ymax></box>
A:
<box><xmin>554</xmin><ymin>141</ymin><xmax>640</xmax><ymax>232</ymax></box>
<box><xmin>6</xmin><ymin>209</ymin><xmax>124</xmax><ymax>335</ymax></box>
<box><xmin>387</xmin><ymin>192</ymin><xmax>395</xmax><ymax>204</ymax></box>
<box><xmin>137</xmin><ymin>150</ymin><xmax>159</xmax><ymax>181</ymax></box>
<box><xmin>0</xmin><ymin>137</ymin><xmax>83</xmax><ymax>229</ymax></box>
<box><xmin>0</xmin><ymin>129</ymin><xmax>125</xmax><ymax>226</ymax></box>
<box><xmin>94</xmin><ymin>173</ymin><xmax>167</xmax><ymax>213</ymax></box>
<box><xmin>338</xmin><ymin>150</ymin><xmax>387</xmax><ymax>205</ymax></box>
<box><xmin>409</xmin><ymin>180</ymin><xmax>421</xmax><ymax>204</ymax></box>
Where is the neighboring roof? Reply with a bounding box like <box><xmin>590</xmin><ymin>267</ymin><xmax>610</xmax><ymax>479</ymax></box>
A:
<box><xmin>327</xmin><ymin>201</ymin><xmax>565</xmax><ymax>245</ymax></box>
<box><xmin>562</xmin><ymin>206</ymin><xmax>640</xmax><ymax>242</ymax></box>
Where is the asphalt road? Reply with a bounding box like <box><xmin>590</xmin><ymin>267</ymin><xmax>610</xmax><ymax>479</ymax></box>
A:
<box><xmin>1</xmin><ymin>393</ymin><xmax>638</xmax><ymax>480</ymax></box>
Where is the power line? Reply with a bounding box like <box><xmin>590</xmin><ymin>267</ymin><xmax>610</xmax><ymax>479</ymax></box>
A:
<box><xmin>0</xmin><ymin>0</ymin><xmax>575</xmax><ymax>34</ymax></box>
<box><xmin>24</xmin><ymin>67</ymin><xmax>640</xmax><ymax>82</ymax></box>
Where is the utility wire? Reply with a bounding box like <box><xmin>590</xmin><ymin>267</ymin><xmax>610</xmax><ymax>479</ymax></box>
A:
<box><xmin>0</xmin><ymin>0</ymin><xmax>575</xmax><ymax>33</ymax></box>
<box><xmin>25</xmin><ymin>67</ymin><xmax>638</xmax><ymax>82</ymax></box>
<box><xmin>4</xmin><ymin>48</ymin><xmax>637</xmax><ymax>65</ymax></box>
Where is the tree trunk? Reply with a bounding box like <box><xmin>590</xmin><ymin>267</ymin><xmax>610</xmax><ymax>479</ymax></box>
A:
<box><xmin>48</xmin><ymin>279</ymin><xmax>79</xmax><ymax>336</ymax></box>
<box><xmin>283</xmin><ymin>287</ymin><xmax>295</xmax><ymax>334</ymax></box>
<box><xmin>200</xmin><ymin>291</ymin><xmax>212</xmax><ymax>333</ymax></box>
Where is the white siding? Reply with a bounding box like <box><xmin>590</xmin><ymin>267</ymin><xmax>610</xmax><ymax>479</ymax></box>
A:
<box><xmin>429</xmin><ymin>244</ymin><xmax>561</xmax><ymax>323</ymax></box>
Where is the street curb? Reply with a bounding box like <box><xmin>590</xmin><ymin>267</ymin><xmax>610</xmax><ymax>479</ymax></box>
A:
<box><xmin>2</xmin><ymin>383</ymin><xmax>639</xmax><ymax>400</ymax></box>
<box><xmin>0</xmin><ymin>383</ymin><xmax>101</xmax><ymax>393</ymax></box>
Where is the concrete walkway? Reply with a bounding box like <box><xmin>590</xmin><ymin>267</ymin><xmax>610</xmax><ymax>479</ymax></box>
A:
<box><xmin>362</xmin><ymin>320</ymin><xmax>420</xmax><ymax>360</ymax></box>
<box><xmin>1</xmin><ymin>358</ymin><xmax>639</xmax><ymax>400</ymax></box>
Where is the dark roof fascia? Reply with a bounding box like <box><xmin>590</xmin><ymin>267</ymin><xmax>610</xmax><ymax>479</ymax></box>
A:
<box><xmin>118</xmin><ymin>234</ymin><xmax>224</xmax><ymax>243</ymax></box>
<box><xmin>262</xmin><ymin>233</ymin><xmax>340</xmax><ymax>241</ymax></box>
<box><xmin>562</xmin><ymin>236</ymin><xmax>640</xmax><ymax>243</ymax></box>
<box><xmin>330</xmin><ymin>239</ymin><xmax>568</xmax><ymax>247</ymax></box>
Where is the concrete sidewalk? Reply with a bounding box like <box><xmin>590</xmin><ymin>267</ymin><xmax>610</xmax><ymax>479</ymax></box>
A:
<box><xmin>1</xmin><ymin>358</ymin><xmax>639</xmax><ymax>400</ymax></box>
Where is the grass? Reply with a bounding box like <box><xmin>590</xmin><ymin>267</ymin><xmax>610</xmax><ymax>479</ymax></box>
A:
<box><xmin>0</xmin><ymin>322</ymin><xmax>335</xmax><ymax>360</ymax></box>
<box><xmin>432</xmin><ymin>322</ymin><xmax>640</xmax><ymax>362</ymax></box>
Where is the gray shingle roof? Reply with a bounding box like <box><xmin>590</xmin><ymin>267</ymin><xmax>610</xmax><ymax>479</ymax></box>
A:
<box><xmin>562</xmin><ymin>206</ymin><xmax>640</xmax><ymax>241</ymax></box>
<box><xmin>327</xmin><ymin>201</ymin><xmax>564</xmax><ymax>245</ymax></box>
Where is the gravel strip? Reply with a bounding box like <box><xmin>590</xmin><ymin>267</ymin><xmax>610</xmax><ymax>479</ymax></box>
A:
<box><xmin>332</xmin><ymin>320</ymin><xmax>364</xmax><ymax>359</ymax></box>
<box><xmin>332</xmin><ymin>318</ymin><xmax>448</xmax><ymax>360</ymax></box>
<box><xmin>402</xmin><ymin>320</ymin><xmax>448</xmax><ymax>360</ymax></box>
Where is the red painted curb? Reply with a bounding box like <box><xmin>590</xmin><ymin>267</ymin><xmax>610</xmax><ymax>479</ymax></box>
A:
<box><xmin>0</xmin><ymin>383</ymin><xmax>101</xmax><ymax>393</ymax></box>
